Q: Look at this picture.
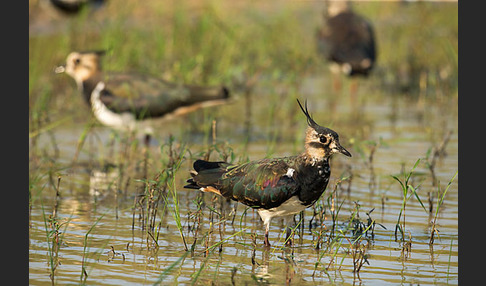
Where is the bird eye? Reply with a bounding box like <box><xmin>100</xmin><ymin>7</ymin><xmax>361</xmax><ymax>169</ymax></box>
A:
<box><xmin>74</xmin><ymin>58</ymin><xmax>81</xmax><ymax>64</ymax></box>
<box><xmin>319</xmin><ymin>135</ymin><xmax>328</xmax><ymax>144</ymax></box>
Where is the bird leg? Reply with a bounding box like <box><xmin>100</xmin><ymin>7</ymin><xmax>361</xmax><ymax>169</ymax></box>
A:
<box><xmin>285</xmin><ymin>226</ymin><xmax>293</xmax><ymax>247</ymax></box>
<box><xmin>264</xmin><ymin>221</ymin><xmax>271</xmax><ymax>247</ymax></box>
<box><xmin>144</xmin><ymin>134</ymin><xmax>151</xmax><ymax>149</ymax></box>
<box><xmin>349</xmin><ymin>78</ymin><xmax>361</xmax><ymax>120</ymax></box>
<box><xmin>264</xmin><ymin>231</ymin><xmax>271</xmax><ymax>247</ymax></box>
<box><xmin>332</xmin><ymin>73</ymin><xmax>342</xmax><ymax>93</ymax></box>
<box><xmin>284</xmin><ymin>215</ymin><xmax>294</xmax><ymax>247</ymax></box>
<box><xmin>350</xmin><ymin>78</ymin><xmax>358</xmax><ymax>107</ymax></box>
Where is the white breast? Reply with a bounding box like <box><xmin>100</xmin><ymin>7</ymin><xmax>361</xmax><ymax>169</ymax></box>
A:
<box><xmin>89</xmin><ymin>82</ymin><xmax>154</xmax><ymax>134</ymax></box>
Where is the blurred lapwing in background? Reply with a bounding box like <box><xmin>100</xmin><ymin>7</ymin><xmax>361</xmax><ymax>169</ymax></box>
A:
<box><xmin>316</xmin><ymin>0</ymin><xmax>377</xmax><ymax>95</ymax></box>
<box><xmin>56</xmin><ymin>50</ymin><xmax>231</xmax><ymax>148</ymax></box>
<box><xmin>49</xmin><ymin>0</ymin><xmax>106</xmax><ymax>15</ymax></box>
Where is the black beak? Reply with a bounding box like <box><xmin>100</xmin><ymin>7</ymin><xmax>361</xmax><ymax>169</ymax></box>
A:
<box><xmin>336</xmin><ymin>144</ymin><xmax>352</xmax><ymax>157</ymax></box>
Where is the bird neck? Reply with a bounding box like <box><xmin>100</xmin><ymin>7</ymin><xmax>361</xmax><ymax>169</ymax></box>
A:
<box><xmin>80</xmin><ymin>73</ymin><xmax>103</xmax><ymax>106</ymax></box>
<box><xmin>327</xmin><ymin>1</ymin><xmax>350</xmax><ymax>18</ymax></box>
<box><xmin>300</xmin><ymin>152</ymin><xmax>329</xmax><ymax>167</ymax></box>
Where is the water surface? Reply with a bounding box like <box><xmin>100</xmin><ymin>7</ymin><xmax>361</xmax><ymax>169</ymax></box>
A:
<box><xmin>29</xmin><ymin>1</ymin><xmax>458</xmax><ymax>285</ymax></box>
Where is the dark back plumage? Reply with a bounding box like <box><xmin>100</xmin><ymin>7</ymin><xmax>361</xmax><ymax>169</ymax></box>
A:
<box><xmin>57</xmin><ymin>51</ymin><xmax>230</xmax><ymax>122</ymax></box>
<box><xmin>186</xmin><ymin>156</ymin><xmax>325</xmax><ymax>209</ymax></box>
<box><xmin>95</xmin><ymin>74</ymin><xmax>230</xmax><ymax>119</ymax></box>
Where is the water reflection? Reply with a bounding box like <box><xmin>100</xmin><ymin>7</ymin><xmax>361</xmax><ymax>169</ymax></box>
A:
<box><xmin>89</xmin><ymin>163</ymin><xmax>119</xmax><ymax>198</ymax></box>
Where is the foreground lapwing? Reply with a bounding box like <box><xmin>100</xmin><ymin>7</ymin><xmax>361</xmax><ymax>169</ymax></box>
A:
<box><xmin>184</xmin><ymin>99</ymin><xmax>351</xmax><ymax>247</ymax></box>
<box><xmin>56</xmin><ymin>50</ymin><xmax>230</xmax><ymax>145</ymax></box>
<box><xmin>316</xmin><ymin>1</ymin><xmax>376</xmax><ymax>93</ymax></box>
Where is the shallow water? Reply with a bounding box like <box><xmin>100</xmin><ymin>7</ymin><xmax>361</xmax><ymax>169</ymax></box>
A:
<box><xmin>29</xmin><ymin>76</ymin><xmax>458</xmax><ymax>285</ymax></box>
<box><xmin>29</xmin><ymin>1</ymin><xmax>458</xmax><ymax>285</ymax></box>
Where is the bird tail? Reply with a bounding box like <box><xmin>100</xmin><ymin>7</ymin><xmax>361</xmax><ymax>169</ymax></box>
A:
<box><xmin>187</xmin><ymin>85</ymin><xmax>230</xmax><ymax>102</ymax></box>
<box><xmin>166</xmin><ymin>86</ymin><xmax>230</xmax><ymax>118</ymax></box>
<box><xmin>183</xmin><ymin>178</ymin><xmax>200</xmax><ymax>190</ymax></box>
<box><xmin>184</xmin><ymin>160</ymin><xmax>228</xmax><ymax>196</ymax></box>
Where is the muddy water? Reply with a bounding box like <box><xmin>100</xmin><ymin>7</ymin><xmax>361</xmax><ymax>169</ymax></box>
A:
<box><xmin>29</xmin><ymin>77</ymin><xmax>458</xmax><ymax>285</ymax></box>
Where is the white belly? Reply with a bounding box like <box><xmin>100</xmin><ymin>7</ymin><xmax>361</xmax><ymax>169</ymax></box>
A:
<box><xmin>257</xmin><ymin>196</ymin><xmax>306</xmax><ymax>227</ymax></box>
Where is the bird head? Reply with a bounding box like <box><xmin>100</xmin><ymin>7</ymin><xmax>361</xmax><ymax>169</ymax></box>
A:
<box><xmin>297</xmin><ymin>99</ymin><xmax>351</xmax><ymax>162</ymax></box>
<box><xmin>326</xmin><ymin>0</ymin><xmax>351</xmax><ymax>18</ymax></box>
<box><xmin>55</xmin><ymin>50</ymin><xmax>105</xmax><ymax>86</ymax></box>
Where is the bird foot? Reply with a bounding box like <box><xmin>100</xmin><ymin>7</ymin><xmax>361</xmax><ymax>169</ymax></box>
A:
<box><xmin>285</xmin><ymin>238</ymin><xmax>293</xmax><ymax>247</ymax></box>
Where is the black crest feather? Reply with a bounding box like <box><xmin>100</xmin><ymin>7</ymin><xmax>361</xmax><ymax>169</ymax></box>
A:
<box><xmin>297</xmin><ymin>99</ymin><xmax>319</xmax><ymax>129</ymax></box>
<box><xmin>79</xmin><ymin>50</ymin><xmax>107</xmax><ymax>57</ymax></box>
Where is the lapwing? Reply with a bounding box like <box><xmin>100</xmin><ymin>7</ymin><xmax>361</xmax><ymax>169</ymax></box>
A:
<box><xmin>55</xmin><ymin>50</ymin><xmax>230</xmax><ymax>146</ymax></box>
<box><xmin>316</xmin><ymin>1</ymin><xmax>377</xmax><ymax>93</ymax></box>
<box><xmin>49</xmin><ymin>0</ymin><xmax>106</xmax><ymax>15</ymax></box>
<box><xmin>184</xmin><ymin>99</ymin><xmax>351</xmax><ymax>247</ymax></box>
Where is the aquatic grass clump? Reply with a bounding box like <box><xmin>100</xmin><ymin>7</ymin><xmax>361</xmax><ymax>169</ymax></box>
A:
<box><xmin>343</xmin><ymin>204</ymin><xmax>381</xmax><ymax>274</ymax></box>
<box><xmin>80</xmin><ymin>214</ymin><xmax>105</xmax><ymax>284</ymax></box>
<box><xmin>424</xmin><ymin>130</ymin><xmax>453</xmax><ymax>188</ymax></box>
<box><xmin>348</xmin><ymin>205</ymin><xmax>385</xmax><ymax>241</ymax></box>
<box><xmin>164</xmin><ymin>146</ymin><xmax>189</xmax><ymax>251</ymax></box>
<box><xmin>152</xmin><ymin>251</ymin><xmax>190</xmax><ymax>285</ymax></box>
<box><xmin>310</xmin><ymin>179</ymin><xmax>385</xmax><ymax>277</ymax></box>
<box><xmin>35</xmin><ymin>174</ymin><xmax>75</xmax><ymax>286</ymax></box>
<box><xmin>135</xmin><ymin>175</ymin><xmax>165</xmax><ymax>249</ymax></box>
<box><xmin>429</xmin><ymin>171</ymin><xmax>457</xmax><ymax>245</ymax></box>
<box><xmin>308</xmin><ymin>174</ymin><xmax>349</xmax><ymax>251</ymax></box>
<box><xmin>41</xmin><ymin>204</ymin><xmax>72</xmax><ymax>286</ymax></box>
<box><xmin>131</xmin><ymin>136</ymin><xmax>190</xmax><ymax>251</ymax></box>
<box><xmin>392</xmin><ymin>158</ymin><xmax>427</xmax><ymax>243</ymax></box>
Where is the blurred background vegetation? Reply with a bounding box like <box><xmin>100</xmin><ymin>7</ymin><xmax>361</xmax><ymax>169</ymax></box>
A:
<box><xmin>29</xmin><ymin>0</ymin><xmax>458</xmax><ymax>151</ymax></box>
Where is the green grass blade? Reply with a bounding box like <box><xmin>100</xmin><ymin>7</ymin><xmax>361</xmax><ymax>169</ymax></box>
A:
<box><xmin>409</xmin><ymin>185</ymin><xmax>427</xmax><ymax>213</ymax></box>
<box><xmin>153</xmin><ymin>251</ymin><xmax>190</xmax><ymax>285</ymax></box>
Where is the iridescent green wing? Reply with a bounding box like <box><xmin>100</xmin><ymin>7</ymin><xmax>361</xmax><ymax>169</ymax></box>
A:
<box><xmin>220</xmin><ymin>157</ymin><xmax>300</xmax><ymax>209</ymax></box>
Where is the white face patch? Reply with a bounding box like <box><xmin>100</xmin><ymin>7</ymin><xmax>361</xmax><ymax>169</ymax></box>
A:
<box><xmin>65</xmin><ymin>52</ymin><xmax>96</xmax><ymax>85</ymax></box>
<box><xmin>329</xmin><ymin>141</ymin><xmax>337</xmax><ymax>152</ymax></box>
<box><xmin>329</xmin><ymin>141</ymin><xmax>336</xmax><ymax>147</ymax></box>
<box><xmin>285</xmin><ymin>168</ymin><xmax>295</xmax><ymax>178</ymax></box>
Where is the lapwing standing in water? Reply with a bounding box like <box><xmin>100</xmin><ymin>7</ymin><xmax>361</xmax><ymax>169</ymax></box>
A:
<box><xmin>316</xmin><ymin>0</ymin><xmax>377</xmax><ymax>95</ymax></box>
<box><xmin>184</xmin><ymin>99</ymin><xmax>351</xmax><ymax>247</ymax></box>
<box><xmin>56</xmin><ymin>50</ymin><xmax>230</xmax><ymax>147</ymax></box>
